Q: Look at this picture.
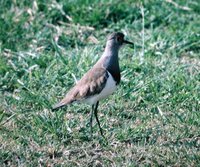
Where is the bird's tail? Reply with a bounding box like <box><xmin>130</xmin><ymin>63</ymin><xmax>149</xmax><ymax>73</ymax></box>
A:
<box><xmin>52</xmin><ymin>102</ymin><xmax>66</xmax><ymax>111</ymax></box>
<box><xmin>52</xmin><ymin>96</ymin><xmax>75</xmax><ymax>111</ymax></box>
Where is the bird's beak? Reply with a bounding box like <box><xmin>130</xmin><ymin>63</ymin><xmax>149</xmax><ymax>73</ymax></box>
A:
<box><xmin>123</xmin><ymin>40</ymin><xmax>134</xmax><ymax>45</ymax></box>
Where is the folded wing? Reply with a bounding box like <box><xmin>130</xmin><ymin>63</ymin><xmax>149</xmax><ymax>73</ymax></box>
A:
<box><xmin>52</xmin><ymin>67</ymin><xmax>108</xmax><ymax>110</ymax></box>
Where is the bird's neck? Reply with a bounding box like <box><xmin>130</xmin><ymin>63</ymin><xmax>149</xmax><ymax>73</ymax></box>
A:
<box><xmin>96</xmin><ymin>44</ymin><xmax>121</xmax><ymax>84</ymax></box>
<box><xmin>104</xmin><ymin>42</ymin><xmax>119</xmax><ymax>56</ymax></box>
<box><xmin>101</xmin><ymin>44</ymin><xmax>119</xmax><ymax>67</ymax></box>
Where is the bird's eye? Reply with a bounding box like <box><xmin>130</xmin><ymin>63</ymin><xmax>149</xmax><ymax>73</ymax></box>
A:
<box><xmin>117</xmin><ymin>36</ymin><xmax>123</xmax><ymax>42</ymax></box>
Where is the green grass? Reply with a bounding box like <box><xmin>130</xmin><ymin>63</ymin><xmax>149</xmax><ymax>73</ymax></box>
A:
<box><xmin>0</xmin><ymin>0</ymin><xmax>200</xmax><ymax>166</ymax></box>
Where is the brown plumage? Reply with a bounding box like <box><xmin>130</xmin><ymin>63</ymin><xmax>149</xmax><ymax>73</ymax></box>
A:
<box><xmin>52</xmin><ymin>67</ymin><xmax>108</xmax><ymax>110</ymax></box>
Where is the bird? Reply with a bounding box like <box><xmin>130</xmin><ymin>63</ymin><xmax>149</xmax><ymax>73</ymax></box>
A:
<box><xmin>52</xmin><ymin>32</ymin><xmax>134</xmax><ymax>137</ymax></box>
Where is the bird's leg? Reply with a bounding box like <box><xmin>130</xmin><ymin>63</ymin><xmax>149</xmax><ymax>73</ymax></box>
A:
<box><xmin>90</xmin><ymin>105</ymin><xmax>94</xmax><ymax>138</ymax></box>
<box><xmin>94</xmin><ymin>101</ymin><xmax>104</xmax><ymax>137</ymax></box>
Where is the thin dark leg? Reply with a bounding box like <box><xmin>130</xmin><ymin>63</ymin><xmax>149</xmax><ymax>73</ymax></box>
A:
<box><xmin>94</xmin><ymin>101</ymin><xmax>104</xmax><ymax>137</ymax></box>
<box><xmin>90</xmin><ymin>105</ymin><xmax>94</xmax><ymax>137</ymax></box>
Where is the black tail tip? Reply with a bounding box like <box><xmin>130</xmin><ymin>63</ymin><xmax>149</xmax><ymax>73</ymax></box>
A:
<box><xmin>51</xmin><ymin>107</ymin><xmax>58</xmax><ymax>112</ymax></box>
<box><xmin>51</xmin><ymin>104</ymin><xmax>66</xmax><ymax>111</ymax></box>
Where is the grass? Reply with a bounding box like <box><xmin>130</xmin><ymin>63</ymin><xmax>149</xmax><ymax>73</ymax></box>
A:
<box><xmin>0</xmin><ymin>0</ymin><xmax>200</xmax><ymax>166</ymax></box>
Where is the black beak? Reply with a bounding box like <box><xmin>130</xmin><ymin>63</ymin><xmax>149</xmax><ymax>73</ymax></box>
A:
<box><xmin>123</xmin><ymin>40</ymin><xmax>134</xmax><ymax>45</ymax></box>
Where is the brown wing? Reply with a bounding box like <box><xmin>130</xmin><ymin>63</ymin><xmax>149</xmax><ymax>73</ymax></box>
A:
<box><xmin>52</xmin><ymin>67</ymin><xmax>108</xmax><ymax>110</ymax></box>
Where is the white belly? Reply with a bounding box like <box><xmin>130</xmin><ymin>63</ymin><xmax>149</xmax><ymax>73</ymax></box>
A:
<box><xmin>83</xmin><ymin>72</ymin><xmax>117</xmax><ymax>105</ymax></box>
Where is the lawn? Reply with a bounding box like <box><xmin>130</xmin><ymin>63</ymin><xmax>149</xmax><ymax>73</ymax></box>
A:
<box><xmin>0</xmin><ymin>0</ymin><xmax>200</xmax><ymax>166</ymax></box>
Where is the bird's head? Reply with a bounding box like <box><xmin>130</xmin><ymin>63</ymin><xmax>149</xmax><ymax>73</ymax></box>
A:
<box><xmin>107</xmin><ymin>32</ymin><xmax>134</xmax><ymax>49</ymax></box>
